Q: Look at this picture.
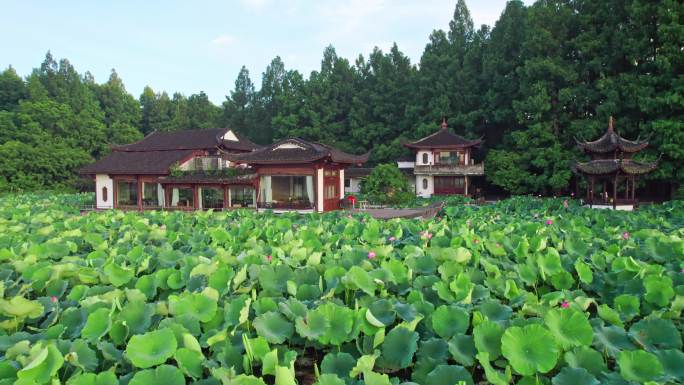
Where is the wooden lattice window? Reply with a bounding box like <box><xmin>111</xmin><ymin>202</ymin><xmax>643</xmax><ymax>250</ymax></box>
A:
<box><xmin>422</xmin><ymin>153</ymin><xmax>428</xmax><ymax>164</ymax></box>
<box><xmin>102</xmin><ymin>186</ymin><xmax>108</xmax><ymax>202</ymax></box>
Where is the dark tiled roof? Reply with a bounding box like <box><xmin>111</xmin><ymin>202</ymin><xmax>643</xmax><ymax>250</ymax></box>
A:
<box><xmin>345</xmin><ymin>167</ymin><xmax>373</xmax><ymax>178</ymax></box>
<box><xmin>226</xmin><ymin>138</ymin><xmax>370</xmax><ymax>165</ymax></box>
<box><xmin>576</xmin><ymin>118</ymin><xmax>648</xmax><ymax>154</ymax></box>
<box><xmin>405</xmin><ymin>121</ymin><xmax>481</xmax><ymax>149</ymax></box>
<box><xmin>158</xmin><ymin>172</ymin><xmax>256</xmax><ymax>185</ymax></box>
<box><xmin>113</xmin><ymin>128</ymin><xmax>258</xmax><ymax>152</ymax></box>
<box><xmin>79</xmin><ymin>150</ymin><xmax>196</xmax><ymax>175</ymax></box>
<box><xmin>575</xmin><ymin>159</ymin><xmax>659</xmax><ymax>175</ymax></box>
<box><xmin>222</xmin><ymin>132</ymin><xmax>261</xmax><ymax>152</ymax></box>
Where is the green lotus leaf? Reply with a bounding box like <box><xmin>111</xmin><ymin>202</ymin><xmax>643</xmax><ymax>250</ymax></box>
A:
<box><xmin>449</xmin><ymin>273</ymin><xmax>474</xmax><ymax>303</ymax></box>
<box><xmin>128</xmin><ymin>365</ymin><xmax>185</xmax><ymax>385</ymax></box>
<box><xmin>574</xmin><ymin>261</ymin><xmax>593</xmax><ymax>284</ymax></box>
<box><xmin>68</xmin><ymin>339</ymin><xmax>99</xmax><ymax>372</ymax></box>
<box><xmin>596</xmin><ymin>304</ymin><xmax>623</xmax><ymax>327</ymax></box>
<box><xmin>231</xmin><ymin>375</ymin><xmax>268</xmax><ymax>385</ymax></box>
<box><xmin>0</xmin><ymin>296</ymin><xmax>44</xmax><ymax>319</ymax></box>
<box><xmin>473</xmin><ymin>320</ymin><xmax>504</xmax><ymax>359</ymax></box>
<box><xmin>618</xmin><ymin>350</ymin><xmax>664</xmax><ymax>382</ymax></box>
<box><xmin>476</xmin><ymin>352</ymin><xmax>511</xmax><ymax>385</ymax></box>
<box><xmin>544</xmin><ymin>309</ymin><xmax>593</xmax><ymax>350</ymax></box>
<box><xmin>66</xmin><ymin>371</ymin><xmax>118</xmax><ymax>385</ymax></box>
<box><xmin>479</xmin><ymin>300</ymin><xmax>512</xmax><ymax>322</ymax></box>
<box><xmin>315</xmin><ymin>374</ymin><xmax>346</xmax><ymax>385</ymax></box>
<box><xmin>367</xmin><ymin>299</ymin><xmax>396</xmax><ymax>327</ymax></box>
<box><xmin>425</xmin><ymin>365</ymin><xmax>474</xmax><ymax>385</ymax></box>
<box><xmin>174</xmin><ymin>347</ymin><xmax>203</xmax><ymax>378</ymax></box>
<box><xmin>448</xmin><ymin>334</ymin><xmax>477</xmax><ymax>366</ymax></box>
<box><xmin>118</xmin><ymin>300</ymin><xmax>154</xmax><ymax>336</ymax></box>
<box><xmin>593</xmin><ymin>324</ymin><xmax>635</xmax><ymax>358</ymax></box>
<box><xmin>278</xmin><ymin>298</ymin><xmax>308</xmax><ymax>320</ymax></box>
<box><xmin>103</xmin><ymin>262</ymin><xmax>134</xmax><ymax>287</ymax></box>
<box><xmin>363</xmin><ymin>371</ymin><xmax>392</xmax><ymax>385</ymax></box>
<box><xmin>169</xmin><ymin>292</ymin><xmax>218</xmax><ymax>323</ymax></box>
<box><xmin>275</xmin><ymin>365</ymin><xmax>297</xmax><ymax>385</ymax></box>
<box><xmin>380</xmin><ymin>327</ymin><xmax>419</xmax><ymax>370</ymax></box>
<box><xmin>656</xmin><ymin>349</ymin><xmax>684</xmax><ymax>382</ymax></box>
<box><xmin>0</xmin><ymin>360</ymin><xmax>18</xmax><ymax>383</ymax></box>
<box><xmin>295</xmin><ymin>311</ymin><xmax>328</xmax><ymax>340</ymax></box>
<box><xmin>431</xmin><ymin>305</ymin><xmax>469</xmax><ymax>339</ymax></box>
<box><xmin>321</xmin><ymin>352</ymin><xmax>355</xmax><ymax>378</ymax></box>
<box><xmin>564</xmin><ymin>346</ymin><xmax>607</xmax><ymax>376</ymax></box>
<box><xmin>350</xmin><ymin>351</ymin><xmax>380</xmax><ymax>378</ymax></box>
<box><xmin>537</xmin><ymin>248</ymin><xmax>563</xmax><ymax>278</ymax></box>
<box><xmin>81</xmin><ymin>307</ymin><xmax>112</xmax><ymax>342</ymax></box>
<box><xmin>564</xmin><ymin>236</ymin><xmax>589</xmax><ymax>258</ymax></box>
<box><xmin>17</xmin><ymin>344</ymin><xmax>64</xmax><ymax>384</ymax></box>
<box><xmin>308</xmin><ymin>302</ymin><xmax>355</xmax><ymax>346</ymax></box>
<box><xmin>551</xmin><ymin>367</ymin><xmax>599</xmax><ymax>385</ymax></box>
<box><xmin>347</xmin><ymin>266</ymin><xmax>377</xmax><ymax>295</ymax></box>
<box><xmin>501</xmin><ymin>324</ymin><xmax>559</xmax><ymax>376</ymax></box>
<box><xmin>613</xmin><ymin>294</ymin><xmax>639</xmax><ymax>321</ymax></box>
<box><xmin>253</xmin><ymin>311</ymin><xmax>294</xmax><ymax>344</ymax></box>
<box><xmin>643</xmin><ymin>275</ymin><xmax>674</xmax><ymax>307</ymax></box>
<box><xmin>417</xmin><ymin>338</ymin><xmax>449</xmax><ymax>362</ymax></box>
<box><xmin>125</xmin><ymin>328</ymin><xmax>178</xmax><ymax>368</ymax></box>
<box><xmin>628</xmin><ymin>318</ymin><xmax>682</xmax><ymax>350</ymax></box>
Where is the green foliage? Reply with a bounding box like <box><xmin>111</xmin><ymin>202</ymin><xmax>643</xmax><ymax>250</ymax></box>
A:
<box><xmin>361</xmin><ymin>163</ymin><xmax>413</xmax><ymax>205</ymax></box>
<box><xmin>0</xmin><ymin>189</ymin><xmax>683</xmax><ymax>382</ymax></box>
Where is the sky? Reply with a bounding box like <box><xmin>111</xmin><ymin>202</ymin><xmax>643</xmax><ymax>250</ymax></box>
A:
<box><xmin>1</xmin><ymin>0</ymin><xmax>533</xmax><ymax>104</ymax></box>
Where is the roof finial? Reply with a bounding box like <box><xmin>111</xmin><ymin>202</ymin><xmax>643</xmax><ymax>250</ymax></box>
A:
<box><xmin>440</xmin><ymin>117</ymin><xmax>448</xmax><ymax>130</ymax></box>
<box><xmin>608</xmin><ymin>116</ymin><xmax>614</xmax><ymax>132</ymax></box>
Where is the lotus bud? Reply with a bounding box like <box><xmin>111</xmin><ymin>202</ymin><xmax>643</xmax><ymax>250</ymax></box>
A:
<box><xmin>561</xmin><ymin>300</ymin><xmax>570</xmax><ymax>309</ymax></box>
<box><xmin>546</xmin><ymin>219</ymin><xmax>553</xmax><ymax>225</ymax></box>
<box><xmin>622</xmin><ymin>232</ymin><xmax>630</xmax><ymax>240</ymax></box>
<box><xmin>368</xmin><ymin>251</ymin><xmax>376</xmax><ymax>259</ymax></box>
<box><xmin>50</xmin><ymin>296</ymin><xmax>58</xmax><ymax>303</ymax></box>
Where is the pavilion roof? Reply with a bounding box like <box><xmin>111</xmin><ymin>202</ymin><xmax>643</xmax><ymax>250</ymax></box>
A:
<box><xmin>576</xmin><ymin>117</ymin><xmax>649</xmax><ymax>154</ymax></box>
<box><xmin>405</xmin><ymin>118</ymin><xmax>482</xmax><ymax>150</ymax></box>
<box><xmin>226</xmin><ymin>138</ymin><xmax>370</xmax><ymax>165</ymax></box>
<box><xmin>79</xmin><ymin>149</ymin><xmax>196</xmax><ymax>175</ymax></box>
<box><xmin>574</xmin><ymin>158</ymin><xmax>659</xmax><ymax>176</ymax></box>
<box><xmin>112</xmin><ymin>128</ymin><xmax>259</xmax><ymax>152</ymax></box>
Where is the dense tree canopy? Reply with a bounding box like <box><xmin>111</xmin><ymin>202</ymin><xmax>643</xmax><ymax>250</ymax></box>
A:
<box><xmin>0</xmin><ymin>0</ymin><xmax>681</xmax><ymax>197</ymax></box>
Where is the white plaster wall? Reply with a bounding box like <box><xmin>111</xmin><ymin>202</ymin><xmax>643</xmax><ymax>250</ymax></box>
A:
<box><xmin>339</xmin><ymin>169</ymin><xmax>345</xmax><ymax>199</ymax></box>
<box><xmin>95</xmin><ymin>174</ymin><xmax>114</xmax><ymax>209</ymax></box>
<box><xmin>416</xmin><ymin>175</ymin><xmax>434</xmax><ymax>198</ymax></box>
<box><xmin>345</xmin><ymin>178</ymin><xmax>362</xmax><ymax>194</ymax></box>
<box><xmin>416</xmin><ymin>150</ymin><xmax>434</xmax><ymax>165</ymax></box>
<box><xmin>397</xmin><ymin>161</ymin><xmax>416</xmax><ymax>169</ymax></box>
<box><xmin>316</xmin><ymin>168</ymin><xmax>324</xmax><ymax>212</ymax></box>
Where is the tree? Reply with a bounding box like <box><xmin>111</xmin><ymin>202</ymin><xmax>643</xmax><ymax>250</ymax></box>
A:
<box><xmin>361</xmin><ymin>163</ymin><xmax>413</xmax><ymax>205</ymax></box>
<box><xmin>0</xmin><ymin>66</ymin><xmax>26</xmax><ymax>110</ymax></box>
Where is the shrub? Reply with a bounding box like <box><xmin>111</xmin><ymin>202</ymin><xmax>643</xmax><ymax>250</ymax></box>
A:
<box><xmin>361</xmin><ymin>163</ymin><xmax>414</xmax><ymax>205</ymax></box>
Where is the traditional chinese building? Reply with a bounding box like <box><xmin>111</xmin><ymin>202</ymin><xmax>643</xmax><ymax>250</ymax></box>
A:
<box><xmin>404</xmin><ymin>118</ymin><xmax>484</xmax><ymax>197</ymax></box>
<box><xmin>574</xmin><ymin>117</ymin><xmax>659</xmax><ymax>209</ymax></box>
<box><xmin>80</xmin><ymin>128</ymin><xmax>260</xmax><ymax>210</ymax></box>
<box><xmin>226</xmin><ymin>138</ymin><xmax>369</xmax><ymax>212</ymax></box>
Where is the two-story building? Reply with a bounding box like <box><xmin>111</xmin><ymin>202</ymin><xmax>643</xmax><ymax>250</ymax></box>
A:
<box><xmin>404</xmin><ymin>119</ymin><xmax>484</xmax><ymax>198</ymax></box>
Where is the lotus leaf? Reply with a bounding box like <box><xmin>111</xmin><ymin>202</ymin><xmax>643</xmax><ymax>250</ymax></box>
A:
<box><xmin>551</xmin><ymin>367</ymin><xmax>599</xmax><ymax>385</ymax></box>
<box><xmin>628</xmin><ymin>317</ymin><xmax>682</xmax><ymax>350</ymax></box>
<box><xmin>169</xmin><ymin>292</ymin><xmax>218</xmax><ymax>323</ymax></box>
<box><xmin>476</xmin><ymin>352</ymin><xmax>511</xmax><ymax>385</ymax></box>
<box><xmin>125</xmin><ymin>328</ymin><xmax>178</xmax><ymax>368</ymax></box>
<box><xmin>448</xmin><ymin>334</ymin><xmax>477</xmax><ymax>366</ymax></box>
<box><xmin>431</xmin><ymin>305</ymin><xmax>469</xmax><ymax>338</ymax></box>
<box><xmin>425</xmin><ymin>365</ymin><xmax>474</xmax><ymax>385</ymax></box>
<box><xmin>174</xmin><ymin>347</ymin><xmax>204</xmax><ymax>378</ymax></box>
<box><xmin>128</xmin><ymin>364</ymin><xmax>185</xmax><ymax>385</ymax></box>
<box><xmin>564</xmin><ymin>347</ymin><xmax>607</xmax><ymax>376</ymax></box>
<box><xmin>501</xmin><ymin>325</ymin><xmax>559</xmax><ymax>375</ymax></box>
<box><xmin>321</xmin><ymin>352</ymin><xmax>355</xmax><ymax>379</ymax></box>
<box><xmin>66</xmin><ymin>371</ymin><xmax>118</xmax><ymax>385</ymax></box>
<box><xmin>347</xmin><ymin>266</ymin><xmax>377</xmax><ymax>295</ymax></box>
<box><xmin>103</xmin><ymin>263</ymin><xmax>134</xmax><ymax>287</ymax></box>
<box><xmin>381</xmin><ymin>327</ymin><xmax>419</xmax><ymax>369</ymax></box>
<box><xmin>314</xmin><ymin>374</ymin><xmax>346</xmax><ymax>385</ymax></box>
<box><xmin>473</xmin><ymin>320</ymin><xmax>504</xmax><ymax>359</ymax></box>
<box><xmin>544</xmin><ymin>309</ymin><xmax>593</xmax><ymax>350</ymax></box>
<box><xmin>656</xmin><ymin>349</ymin><xmax>684</xmax><ymax>382</ymax></box>
<box><xmin>618</xmin><ymin>350</ymin><xmax>664</xmax><ymax>382</ymax></box>
<box><xmin>363</xmin><ymin>371</ymin><xmax>392</xmax><ymax>385</ymax></box>
<box><xmin>253</xmin><ymin>311</ymin><xmax>294</xmax><ymax>344</ymax></box>
<box><xmin>17</xmin><ymin>344</ymin><xmax>64</xmax><ymax>384</ymax></box>
<box><xmin>0</xmin><ymin>296</ymin><xmax>44</xmax><ymax>318</ymax></box>
<box><xmin>643</xmin><ymin>275</ymin><xmax>674</xmax><ymax>307</ymax></box>
<box><xmin>81</xmin><ymin>308</ymin><xmax>112</xmax><ymax>341</ymax></box>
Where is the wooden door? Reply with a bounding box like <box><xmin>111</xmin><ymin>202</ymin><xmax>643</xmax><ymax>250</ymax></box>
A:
<box><xmin>323</xmin><ymin>169</ymin><xmax>339</xmax><ymax>211</ymax></box>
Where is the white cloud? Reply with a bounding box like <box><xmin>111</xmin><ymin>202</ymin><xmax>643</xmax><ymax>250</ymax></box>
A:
<box><xmin>239</xmin><ymin>0</ymin><xmax>271</xmax><ymax>11</ymax></box>
<box><xmin>211</xmin><ymin>34</ymin><xmax>237</xmax><ymax>46</ymax></box>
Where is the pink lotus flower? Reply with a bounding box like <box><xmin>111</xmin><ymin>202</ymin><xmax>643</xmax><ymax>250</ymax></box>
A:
<box><xmin>622</xmin><ymin>232</ymin><xmax>630</xmax><ymax>240</ymax></box>
<box><xmin>680</xmin><ymin>268</ymin><xmax>684</xmax><ymax>273</ymax></box>
<box><xmin>368</xmin><ymin>251</ymin><xmax>376</xmax><ymax>259</ymax></box>
<box><xmin>474</xmin><ymin>239</ymin><xmax>479</xmax><ymax>244</ymax></box>
<box><xmin>546</xmin><ymin>219</ymin><xmax>554</xmax><ymax>225</ymax></box>
<box><xmin>266</xmin><ymin>255</ymin><xmax>273</xmax><ymax>262</ymax></box>
<box><xmin>563</xmin><ymin>200</ymin><xmax>569</xmax><ymax>208</ymax></box>
<box><xmin>348</xmin><ymin>215</ymin><xmax>352</xmax><ymax>219</ymax></box>
<box><xmin>388</xmin><ymin>236</ymin><xmax>396</xmax><ymax>242</ymax></box>
<box><xmin>51</xmin><ymin>296</ymin><xmax>57</xmax><ymax>303</ymax></box>
<box><xmin>561</xmin><ymin>300</ymin><xmax>569</xmax><ymax>309</ymax></box>
<box><xmin>437</xmin><ymin>216</ymin><xmax>442</xmax><ymax>221</ymax></box>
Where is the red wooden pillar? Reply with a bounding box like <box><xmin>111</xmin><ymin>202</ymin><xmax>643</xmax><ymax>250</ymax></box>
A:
<box><xmin>137</xmin><ymin>177</ymin><xmax>143</xmax><ymax>211</ymax></box>
<box><xmin>193</xmin><ymin>185</ymin><xmax>199</xmax><ymax>210</ymax></box>
<box><xmin>223</xmin><ymin>186</ymin><xmax>229</xmax><ymax>210</ymax></box>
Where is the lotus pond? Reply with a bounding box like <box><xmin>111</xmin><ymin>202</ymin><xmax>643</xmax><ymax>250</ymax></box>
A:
<box><xmin>0</xmin><ymin>194</ymin><xmax>682</xmax><ymax>385</ymax></box>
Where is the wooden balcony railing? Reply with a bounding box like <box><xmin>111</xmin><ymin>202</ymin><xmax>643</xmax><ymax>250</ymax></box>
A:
<box><xmin>414</xmin><ymin>163</ymin><xmax>484</xmax><ymax>175</ymax></box>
